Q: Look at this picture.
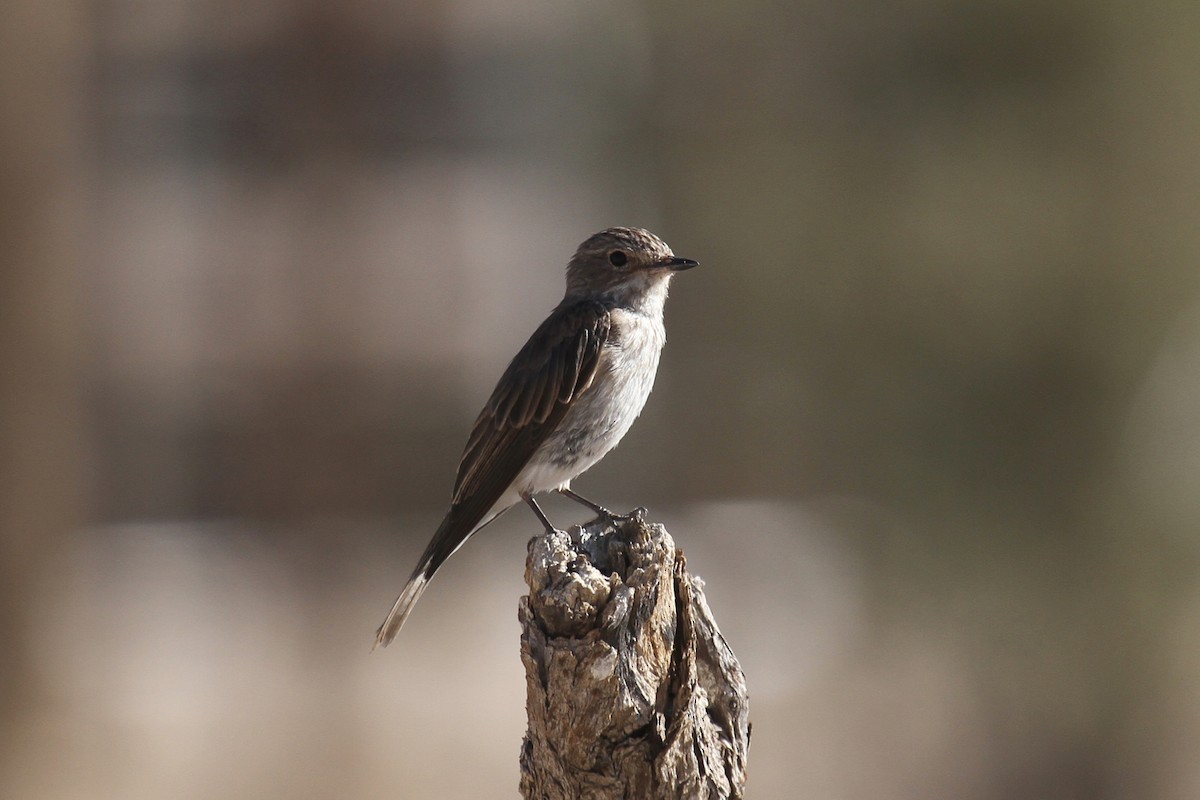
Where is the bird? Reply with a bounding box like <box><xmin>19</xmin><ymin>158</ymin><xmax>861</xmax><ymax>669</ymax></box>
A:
<box><xmin>373</xmin><ymin>227</ymin><xmax>697</xmax><ymax>648</ymax></box>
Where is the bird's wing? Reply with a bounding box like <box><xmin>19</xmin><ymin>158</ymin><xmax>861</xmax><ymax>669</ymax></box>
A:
<box><xmin>451</xmin><ymin>299</ymin><xmax>612</xmax><ymax>513</ymax></box>
<box><xmin>374</xmin><ymin>301</ymin><xmax>612</xmax><ymax>649</ymax></box>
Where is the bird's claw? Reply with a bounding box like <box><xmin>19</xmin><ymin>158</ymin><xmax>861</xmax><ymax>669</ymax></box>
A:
<box><xmin>602</xmin><ymin>506</ymin><xmax>647</xmax><ymax>525</ymax></box>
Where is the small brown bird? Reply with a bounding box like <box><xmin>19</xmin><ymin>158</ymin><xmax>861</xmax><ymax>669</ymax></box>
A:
<box><xmin>374</xmin><ymin>227</ymin><xmax>696</xmax><ymax>648</ymax></box>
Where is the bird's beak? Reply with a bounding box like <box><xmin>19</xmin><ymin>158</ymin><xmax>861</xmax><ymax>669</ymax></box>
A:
<box><xmin>657</xmin><ymin>256</ymin><xmax>699</xmax><ymax>271</ymax></box>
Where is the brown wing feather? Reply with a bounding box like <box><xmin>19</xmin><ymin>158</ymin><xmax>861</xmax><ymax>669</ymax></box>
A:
<box><xmin>451</xmin><ymin>300</ymin><xmax>611</xmax><ymax>508</ymax></box>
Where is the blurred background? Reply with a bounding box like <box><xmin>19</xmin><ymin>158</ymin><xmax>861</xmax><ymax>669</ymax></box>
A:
<box><xmin>3</xmin><ymin>0</ymin><xmax>1200</xmax><ymax>797</ymax></box>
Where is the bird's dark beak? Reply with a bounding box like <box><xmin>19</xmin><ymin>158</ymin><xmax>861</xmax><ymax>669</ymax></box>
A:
<box><xmin>658</xmin><ymin>256</ymin><xmax>699</xmax><ymax>271</ymax></box>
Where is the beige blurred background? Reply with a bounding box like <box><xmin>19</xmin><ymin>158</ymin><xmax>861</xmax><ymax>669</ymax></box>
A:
<box><xmin>4</xmin><ymin>0</ymin><xmax>1200</xmax><ymax>798</ymax></box>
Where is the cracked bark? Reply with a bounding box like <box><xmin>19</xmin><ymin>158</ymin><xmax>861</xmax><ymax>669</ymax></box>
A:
<box><xmin>519</xmin><ymin>514</ymin><xmax>750</xmax><ymax>799</ymax></box>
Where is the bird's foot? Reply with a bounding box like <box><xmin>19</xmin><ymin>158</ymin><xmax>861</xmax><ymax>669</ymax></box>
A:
<box><xmin>556</xmin><ymin>489</ymin><xmax>646</xmax><ymax>526</ymax></box>
<box><xmin>603</xmin><ymin>506</ymin><xmax>647</xmax><ymax>525</ymax></box>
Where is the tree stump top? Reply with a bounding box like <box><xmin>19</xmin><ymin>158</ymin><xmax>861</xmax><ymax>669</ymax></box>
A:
<box><xmin>519</xmin><ymin>514</ymin><xmax>750</xmax><ymax>800</ymax></box>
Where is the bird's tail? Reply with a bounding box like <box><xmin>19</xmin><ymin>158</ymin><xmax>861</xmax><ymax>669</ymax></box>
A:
<box><xmin>372</xmin><ymin>567</ymin><xmax>430</xmax><ymax>650</ymax></box>
<box><xmin>372</xmin><ymin>501</ymin><xmax>512</xmax><ymax>650</ymax></box>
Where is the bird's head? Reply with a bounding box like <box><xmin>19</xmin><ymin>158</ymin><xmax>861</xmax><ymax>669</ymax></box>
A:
<box><xmin>564</xmin><ymin>227</ymin><xmax>697</xmax><ymax>307</ymax></box>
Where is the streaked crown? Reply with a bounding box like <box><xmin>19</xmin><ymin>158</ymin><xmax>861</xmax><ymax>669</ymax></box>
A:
<box><xmin>564</xmin><ymin>227</ymin><xmax>695</xmax><ymax>302</ymax></box>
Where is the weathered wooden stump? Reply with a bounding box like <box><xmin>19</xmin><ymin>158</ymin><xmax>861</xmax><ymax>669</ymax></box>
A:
<box><xmin>519</xmin><ymin>513</ymin><xmax>750</xmax><ymax>799</ymax></box>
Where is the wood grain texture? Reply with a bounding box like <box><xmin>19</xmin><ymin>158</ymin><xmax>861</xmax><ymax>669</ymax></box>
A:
<box><xmin>519</xmin><ymin>515</ymin><xmax>750</xmax><ymax>799</ymax></box>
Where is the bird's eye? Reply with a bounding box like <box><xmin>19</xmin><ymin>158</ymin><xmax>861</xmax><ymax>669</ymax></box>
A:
<box><xmin>608</xmin><ymin>250</ymin><xmax>628</xmax><ymax>267</ymax></box>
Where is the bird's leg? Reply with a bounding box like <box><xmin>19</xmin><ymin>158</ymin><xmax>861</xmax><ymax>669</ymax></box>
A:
<box><xmin>558</xmin><ymin>488</ymin><xmax>646</xmax><ymax>523</ymax></box>
<box><xmin>558</xmin><ymin>488</ymin><xmax>611</xmax><ymax>516</ymax></box>
<box><xmin>524</xmin><ymin>495</ymin><xmax>564</xmax><ymax>534</ymax></box>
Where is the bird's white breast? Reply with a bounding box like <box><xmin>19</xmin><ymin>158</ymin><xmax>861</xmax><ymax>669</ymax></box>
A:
<box><xmin>515</xmin><ymin>307</ymin><xmax>666</xmax><ymax>495</ymax></box>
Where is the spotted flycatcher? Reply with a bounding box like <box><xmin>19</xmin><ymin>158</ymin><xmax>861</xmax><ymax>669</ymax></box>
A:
<box><xmin>374</xmin><ymin>227</ymin><xmax>697</xmax><ymax>648</ymax></box>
